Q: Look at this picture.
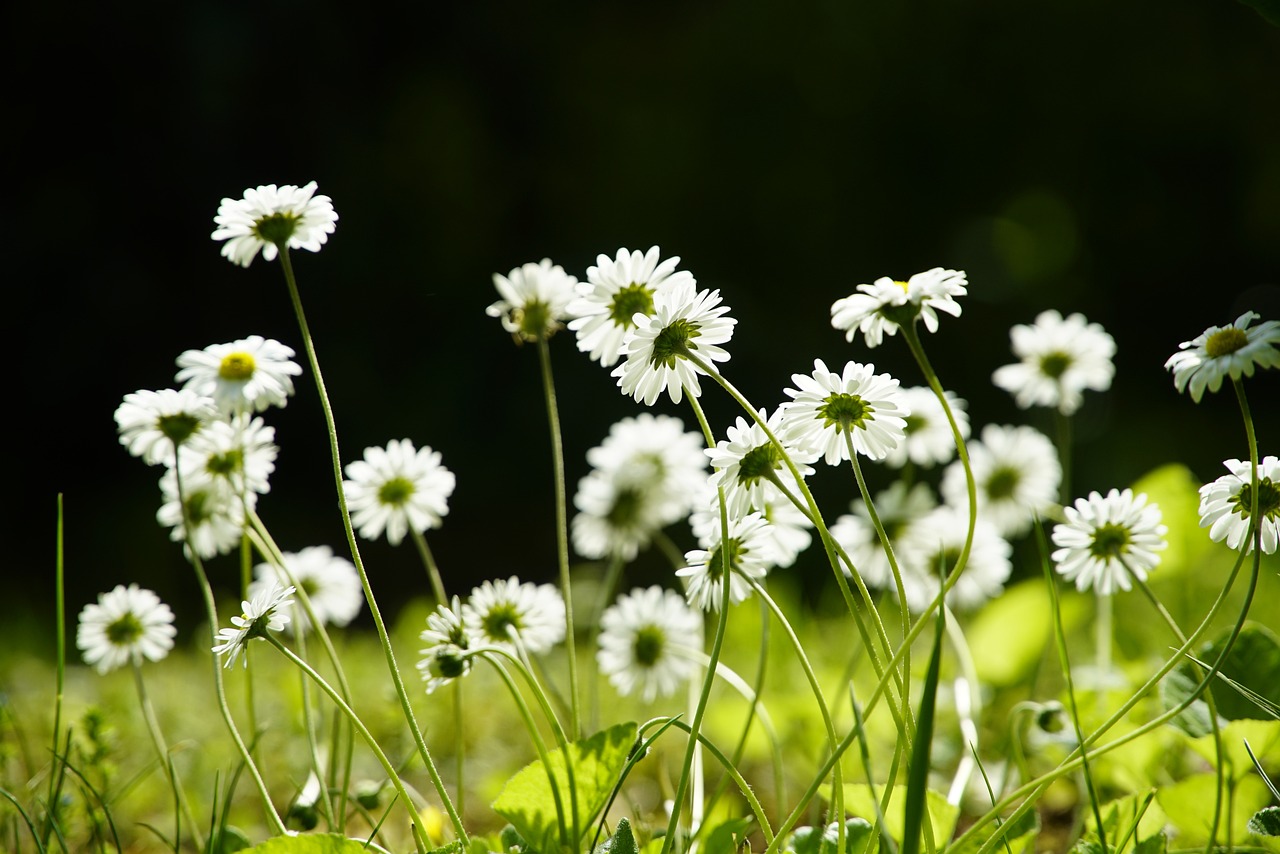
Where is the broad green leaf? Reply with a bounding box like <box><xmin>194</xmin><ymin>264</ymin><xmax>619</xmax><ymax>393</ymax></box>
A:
<box><xmin>945</xmin><ymin>806</ymin><xmax>1038</xmax><ymax>854</ymax></box>
<box><xmin>1189</xmin><ymin>720</ymin><xmax>1280</xmax><ymax>781</ymax></box>
<box><xmin>1249</xmin><ymin>806</ymin><xmax>1280</xmax><ymax>837</ymax></box>
<box><xmin>1159</xmin><ymin>666</ymin><xmax>1218</xmax><ymax>738</ymax></box>
<box><xmin>239</xmin><ymin>833</ymin><xmax>373</xmax><ymax>853</ymax></box>
<box><xmin>701</xmin><ymin>817</ymin><xmax>755</xmax><ymax>854</ymax></box>
<box><xmin>492</xmin><ymin>722</ymin><xmax>638</xmax><ymax>854</ymax></box>
<box><xmin>1155</xmin><ymin>773</ymin><xmax>1272</xmax><ymax>844</ymax></box>
<box><xmin>1132</xmin><ymin>831</ymin><xmax>1167</xmax><ymax>854</ymax></box>
<box><xmin>968</xmin><ymin>579</ymin><xmax>1052</xmax><ymax>688</ymax></box>
<box><xmin>837</xmin><ymin>784</ymin><xmax>958</xmax><ymax>851</ymax></box>
<box><xmin>597</xmin><ymin>817</ymin><xmax>639</xmax><ymax>854</ymax></box>
<box><xmin>1131</xmin><ymin>464</ymin><xmax>1212</xmax><ymax>579</ymax></box>
<box><xmin>788</xmin><ymin>819</ymin><xmax>874</xmax><ymax>854</ymax></box>
<box><xmin>1174</xmin><ymin>624</ymin><xmax>1280</xmax><ymax>721</ymax></box>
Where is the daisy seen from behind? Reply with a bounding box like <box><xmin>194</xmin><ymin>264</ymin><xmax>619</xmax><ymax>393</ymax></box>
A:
<box><xmin>1051</xmin><ymin>488</ymin><xmax>1167</xmax><ymax>595</ymax></box>
<box><xmin>992</xmin><ymin>310</ymin><xmax>1116</xmax><ymax>415</ymax></box>
<box><xmin>598</xmin><ymin>586</ymin><xmax>702</xmax><ymax>703</ymax></box>
<box><xmin>707</xmin><ymin>408</ymin><xmax>817</xmax><ymax>518</ymax></box>
<box><xmin>177</xmin><ymin>412</ymin><xmax>279</xmax><ymax>502</ymax></box>
<box><xmin>1165</xmin><ymin>311</ymin><xmax>1280</xmax><ymax>403</ymax></box>
<box><xmin>487</xmin><ymin>258</ymin><xmax>579</xmax><ymax>342</ymax></box>
<box><xmin>249</xmin><ymin>545</ymin><xmax>363</xmax><ymax>635</ymax></box>
<box><xmin>115</xmin><ymin>388</ymin><xmax>218</xmax><ymax>467</ymax></box>
<box><xmin>343</xmin><ymin>439</ymin><xmax>456</xmax><ymax>546</ymax></box>
<box><xmin>418</xmin><ymin>596</ymin><xmax>476</xmax><ymax>694</ymax></box>
<box><xmin>677</xmin><ymin>511</ymin><xmax>775</xmax><ymax>611</ymax></box>
<box><xmin>175</xmin><ymin>336</ymin><xmax>302</xmax><ymax>415</ymax></box>
<box><xmin>883</xmin><ymin>386</ymin><xmax>969</xmax><ymax>469</ymax></box>
<box><xmin>1198</xmin><ymin>456</ymin><xmax>1280</xmax><ymax>554</ymax></box>
<box><xmin>831</xmin><ymin>267</ymin><xmax>967</xmax><ymax>348</ymax></box>
<box><xmin>463</xmin><ymin>576</ymin><xmax>566</xmax><ymax>655</ymax></box>
<box><xmin>779</xmin><ymin>358</ymin><xmax>909</xmax><ymax>465</ymax></box>
<box><xmin>77</xmin><ymin>584</ymin><xmax>177</xmax><ymax>675</ymax></box>
<box><xmin>156</xmin><ymin>467</ymin><xmax>246</xmax><ymax>559</ymax></box>
<box><xmin>941</xmin><ymin>423</ymin><xmax>1062</xmax><ymax>539</ymax></box>
<box><xmin>212</xmin><ymin>181</ymin><xmax>338</xmax><ymax>268</ymax></box>
<box><xmin>212</xmin><ymin>581</ymin><xmax>296</xmax><ymax>668</ymax></box>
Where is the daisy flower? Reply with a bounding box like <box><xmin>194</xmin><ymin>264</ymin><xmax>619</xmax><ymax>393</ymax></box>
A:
<box><xmin>250</xmin><ymin>546</ymin><xmax>363</xmax><ymax>634</ymax></box>
<box><xmin>417</xmin><ymin>596</ymin><xmax>476</xmax><ymax>694</ymax></box>
<box><xmin>115</xmin><ymin>388</ymin><xmax>218</xmax><ymax>467</ymax></box>
<box><xmin>707</xmin><ymin>408</ymin><xmax>816</xmax><ymax>518</ymax></box>
<box><xmin>597</xmin><ymin>586</ymin><xmax>702</xmax><ymax>703</ymax></box>
<box><xmin>612</xmin><ymin>279</ymin><xmax>736</xmax><ymax>406</ymax></box>
<box><xmin>940</xmin><ymin>424</ymin><xmax>1062</xmax><ymax>539</ymax></box>
<box><xmin>896</xmin><ymin>507</ymin><xmax>1012</xmax><ymax>612</ymax></box>
<box><xmin>175</xmin><ymin>335</ymin><xmax>303</xmax><ymax>415</ymax></box>
<box><xmin>992</xmin><ymin>310</ymin><xmax>1116</xmax><ymax>415</ymax></box>
<box><xmin>571</xmin><ymin>469</ymin><xmax>671</xmax><ymax>561</ymax></box>
<box><xmin>463</xmin><ymin>576</ymin><xmax>566</xmax><ymax>655</ymax></box>
<box><xmin>76</xmin><ymin>584</ymin><xmax>177</xmax><ymax>674</ymax></box>
<box><xmin>779</xmin><ymin>359</ymin><xmax>909</xmax><ymax>465</ymax></box>
<box><xmin>829</xmin><ymin>481</ymin><xmax>937</xmax><ymax>588</ymax></box>
<box><xmin>212</xmin><ymin>181</ymin><xmax>338</xmax><ymax>267</ymax></box>
<box><xmin>883</xmin><ymin>386</ymin><xmax>969</xmax><ymax>469</ymax></box>
<box><xmin>487</xmin><ymin>258</ymin><xmax>579</xmax><ymax>342</ymax></box>
<box><xmin>156</xmin><ymin>469</ymin><xmax>245</xmax><ymax>559</ymax></box>
<box><xmin>568</xmin><ymin>246</ymin><xmax>695</xmax><ymax>366</ymax></box>
<box><xmin>689</xmin><ymin>482</ymin><xmax>813</xmax><ymax>569</ymax></box>
<box><xmin>585</xmin><ymin>413</ymin><xmax>709</xmax><ymax>518</ymax></box>
<box><xmin>1198</xmin><ymin>456</ymin><xmax>1280</xmax><ymax>554</ymax></box>
<box><xmin>212</xmin><ymin>581</ymin><xmax>296</xmax><ymax>668</ymax></box>
<box><xmin>178</xmin><ymin>413</ymin><xmax>279</xmax><ymax>499</ymax></box>
<box><xmin>1165</xmin><ymin>311</ymin><xmax>1280</xmax><ymax>403</ymax></box>
<box><xmin>677</xmin><ymin>512</ymin><xmax>775</xmax><ymax>611</ymax></box>
<box><xmin>830</xmin><ymin>268</ymin><xmax>968</xmax><ymax>348</ymax></box>
<box><xmin>1051</xmin><ymin>489</ymin><xmax>1167</xmax><ymax>594</ymax></box>
<box><xmin>343</xmin><ymin>439</ymin><xmax>456</xmax><ymax>546</ymax></box>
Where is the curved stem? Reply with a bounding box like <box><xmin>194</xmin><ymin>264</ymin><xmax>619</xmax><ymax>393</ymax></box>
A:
<box><xmin>132</xmin><ymin>661</ymin><xmax>203</xmax><ymax>852</ymax></box>
<box><xmin>410</xmin><ymin>529</ymin><xmax>448</xmax><ymax>607</ymax></box>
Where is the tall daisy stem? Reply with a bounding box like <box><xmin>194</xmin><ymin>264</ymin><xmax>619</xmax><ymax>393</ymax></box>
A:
<box><xmin>132</xmin><ymin>660</ymin><xmax>203</xmax><ymax>852</ymax></box>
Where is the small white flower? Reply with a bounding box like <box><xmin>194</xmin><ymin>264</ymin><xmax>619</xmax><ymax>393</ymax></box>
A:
<box><xmin>689</xmin><ymin>483</ymin><xmax>814</xmax><ymax>569</ymax></box>
<box><xmin>896</xmin><ymin>507</ymin><xmax>1012</xmax><ymax>612</ymax></box>
<box><xmin>487</xmin><ymin>258</ymin><xmax>579</xmax><ymax>342</ymax></box>
<box><xmin>463</xmin><ymin>576</ymin><xmax>566</xmax><ymax>655</ymax></box>
<box><xmin>598</xmin><ymin>586</ymin><xmax>702</xmax><ymax>703</ymax></box>
<box><xmin>212</xmin><ymin>582</ymin><xmax>296</xmax><ymax>668</ymax></box>
<box><xmin>115</xmin><ymin>388</ymin><xmax>218</xmax><ymax>466</ymax></box>
<box><xmin>992</xmin><ymin>310</ymin><xmax>1116</xmax><ymax>415</ymax></box>
<box><xmin>829</xmin><ymin>481</ymin><xmax>937</xmax><ymax>589</ymax></box>
<box><xmin>175</xmin><ymin>336</ymin><xmax>303</xmax><ymax>415</ymax></box>
<box><xmin>612</xmin><ymin>279</ymin><xmax>737</xmax><ymax>406</ymax></box>
<box><xmin>417</xmin><ymin>596</ymin><xmax>476</xmax><ymax>694</ymax></box>
<box><xmin>572</xmin><ymin>469</ymin><xmax>671</xmax><ymax>562</ymax></box>
<box><xmin>1198</xmin><ymin>456</ymin><xmax>1280</xmax><ymax>554</ymax></box>
<box><xmin>178</xmin><ymin>413</ymin><xmax>279</xmax><ymax>499</ymax></box>
<box><xmin>157</xmin><ymin>468</ymin><xmax>246</xmax><ymax>559</ymax></box>
<box><xmin>76</xmin><ymin>584</ymin><xmax>177</xmax><ymax>674</ymax></box>
<box><xmin>883</xmin><ymin>387</ymin><xmax>969</xmax><ymax>469</ymax></box>
<box><xmin>677</xmin><ymin>512</ymin><xmax>774</xmax><ymax>611</ymax></box>
<box><xmin>568</xmin><ymin>246</ymin><xmax>695</xmax><ymax>366</ymax></box>
<box><xmin>250</xmin><ymin>546</ymin><xmax>363</xmax><ymax>634</ymax></box>
<box><xmin>586</xmin><ymin>413</ymin><xmax>710</xmax><ymax>518</ymax></box>
<box><xmin>707</xmin><ymin>408</ymin><xmax>816</xmax><ymax>519</ymax></box>
<box><xmin>830</xmin><ymin>268</ymin><xmax>967</xmax><ymax>348</ymax></box>
<box><xmin>941</xmin><ymin>424</ymin><xmax>1062</xmax><ymax>539</ymax></box>
<box><xmin>212</xmin><ymin>181</ymin><xmax>338</xmax><ymax>267</ymax></box>
<box><xmin>1052</xmin><ymin>489</ymin><xmax>1168</xmax><ymax>594</ymax></box>
<box><xmin>780</xmin><ymin>359</ymin><xmax>909</xmax><ymax>465</ymax></box>
<box><xmin>1165</xmin><ymin>311</ymin><xmax>1280</xmax><ymax>403</ymax></box>
<box><xmin>343</xmin><ymin>439</ymin><xmax>456</xmax><ymax>546</ymax></box>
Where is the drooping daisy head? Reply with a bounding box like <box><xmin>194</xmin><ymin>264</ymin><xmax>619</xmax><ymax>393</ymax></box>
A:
<box><xmin>992</xmin><ymin>310</ymin><xmax>1116</xmax><ymax>415</ymax></box>
<box><xmin>115</xmin><ymin>388</ymin><xmax>218</xmax><ymax>467</ymax></box>
<box><xmin>178</xmin><ymin>412</ymin><xmax>279</xmax><ymax>499</ymax></box>
<box><xmin>941</xmin><ymin>424</ymin><xmax>1062</xmax><ymax>539</ymax></box>
<box><xmin>707</xmin><ymin>408</ymin><xmax>817</xmax><ymax>519</ymax></box>
<box><xmin>597</xmin><ymin>586</ymin><xmax>702</xmax><ymax>703</ymax></box>
<box><xmin>462</xmin><ymin>576</ymin><xmax>566</xmax><ymax>655</ymax></box>
<box><xmin>883</xmin><ymin>386</ymin><xmax>969</xmax><ymax>469</ymax></box>
<box><xmin>212</xmin><ymin>581</ymin><xmax>296</xmax><ymax>668</ymax></box>
<box><xmin>343</xmin><ymin>439</ymin><xmax>456</xmax><ymax>546</ymax></box>
<box><xmin>611</xmin><ymin>279</ymin><xmax>737</xmax><ymax>406</ymax></box>
<box><xmin>175</xmin><ymin>336</ymin><xmax>303</xmax><ymax>415</ymax></box>
<box><xmin>212</xmin><ymin>181</ymin><xmax>338</xmax><ymax>267</ymax></box>
<box><xmin>1198</xmin><ymin>456</ymin><xmax>1280</xmax><ymax>554</ymax></box>
<box><xmin>77</xmin><ymin>584</ymin><xmax>177</xmax><ymax>674</ymax></box>
<box><xmin>779</xmin><ymin>359</ymin><xmax>909</xmax><ymax>465</ymax></box>
<box><xmin>830</xmin><ymin>481</ymin><xmax>937</xmax><ymax>589</ymax></box>
<box><xmin>487</xmin><ymin>258</ymin><xmax>579</xmax><ymax>342</ymax></box>
<box><xmin>1165</xmin><ymin>311</ymin><xmax>1280</xmax><ymax>403</ymax></box>
<box><xmin>1052</xmin><ymin>489</ymin><xmax>1167</xmax><ymax>595</ymax></box>
<box><xmin>896</xmin><ymin>506</ymin><xmax>1012</xmax><ymax>613</ymax></box>
<box><xmin>157</xmin><ymin>467</ymin><xmax>246</xmax><ymax>559</ymax></box>
<box><xmin>417</xmin><ymin>596</ymin><xmax>476</xmax><ymax>694</ymax></box>
<box><xmin>676</xmin><ymin>511</ymin><xmax>775</xmax><ymax>612</ymax></box>
<box><xmin>568</xmin><ymin>246</ymin><xmax>696</xmax><ymax>366</ymax></box>
<box><xmin>830</xmin><ymin>268</ymin><xmax>967</xmax><ymax>349</ymax></box>
<box><xmin>250</xmin><ymin>546</ymin><xmax>363</xmax><ymax>635</ymax></box>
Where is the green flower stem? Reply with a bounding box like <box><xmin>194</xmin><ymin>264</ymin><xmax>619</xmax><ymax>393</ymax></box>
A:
<box><xmin>537</xmin><ymin>335</ymin><xmax>582</xmax><ymax>741</ymax></box>
<box><xmin>293</xmin><ymin>628</ymin><xmax>338</xmax><ymax>830</ymax></box>
<box><xmin>1095</xmin><ymin>588</ymin><xmax>1112</xmax><ymax>716</ymax></box>
<box><xmin>132</xmin><ymin>660</ymin><xmax>203</xmax><ymax>852</ymax></box>
<box><xmin>276</xmin><ymin>246</ymin><xmax>467</xmax><ymax>845</ymax></box>
<box><xmin>239</xmin><ymin>532</ymin><xmax>259</xmax><ymax>742</ymax></box>
<box><xmin>265</xmin><ymin>636</ymin><xmax>431</xmax><ymax>854</ymax></box>
<box><xmin>45</xmin><ymin>494</ymin><xmax>66</xmax><ymax>850</ymax></box>
<box><xmin>586</xmin><ymin>553</ymin><xmax>626</xmax><ymax>732</ymax></box>
<box><xmin>1233</xmin><ymin>378</ymin><xmax>1262</xmax><ymax>553</ymax></box>
<box><xmin>1055</xmin><ymin>409</ymin><xmax>1073</xmax><ymax>505</ymax></box>
<box><xmin>410</xmin><ymin>528</ymin><xmax>448</xmax><ymax>607</ymax></box>
<box><xmin>453</xmin><ymin>680</ymin><xmax>466</xmax><ymax>825</ymax></box>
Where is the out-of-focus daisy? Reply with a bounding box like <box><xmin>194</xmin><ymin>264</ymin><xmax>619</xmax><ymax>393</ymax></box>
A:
<box><xmin>941</xmin><ymin>424</ymin><xmax>1061</xmax><ymax>539</ymax></box>
<box><xmin>212</xmin><ymin>581</ymin><xmax>296</xmax><ymax>668</ymax></box>
<box><xmin>830</xmin><ymin>268</ymin><xmax>967</xmax><ymax>349</ymax></box>
<box><xmin>157</xmin><ymin>469</ymin><xmax>245</xmax><ymax>559</ymax></box>
<box><xmin>417</xmin><ymin>596</ymin><xmax>475</xmax><ymax>694</ymax></box>
<box><xmin>175</xmin><ymin>336</ymin><xmax>302</xmax><ymax>415</ymax></box>
<box><xmin>829</xmin><ymin>481</ymin><xmax>937</xmax><ymax>589</ymax></box>
<box><xmin>992</xmin><ymin>310</ymin><xmax>1116</xmax><ymax>415</ymax></box>
<box><xmin>212</xmin><ymin>181</ymin><xmax>338</xmax><ymax>267</ymax></box>
<box><xmin>896</xmin><ymin>507</ymin><xmax>1012</xmax><ymax>612</ymax></box>
<box><xmin>343</xmin><ymin>439</ymin><xmax>456</xmax><ymax>546</ymax></box>
<box><xmin>677</xmin><ymin>512</ymin><xmax>774</xmax><ymax>611</ymax></box>
<box><xmin>487</xmin><ymin>258</ymin><xmax>579</xmax><ymax>342</ymax></box>
<box><xmin>883</xmin><ymin>386</ymin><xmax>969</xmax><ymax>469</ymax></box>
<box><xmin>250</xmin><ymin>546</ymin><xmax>363</xmax><ymax>634</ymax></box>
<box><xmin>1052</xmin><ymin>489</ymin><xmax>1167</xmax><ymax>594</ymax></box>
<box><xmin>598</xmin><ymin>586</ymin><xmax>702</xmax><ymax>703</ymax></box>
<box><xmin>689</xmin><ymin>484</ymin><xmax>814</xmax><ymax>569</ymax></box>
<box><xmin>780</xmin><ymin>359</ymin><xmax>908</xmax><ymax>465</ymax></box>
<box><xmin>1166</xmin><ymin>311</ymin><xmax>1280</xmax><ymax>403</ymax></box>
<box><xmin>178</xmin><ymin>413</ymin><xmax>278</xmax><ymax>499</ymax></box>
<box><xmin>571</xmin><ymin>469</ymin><xmax>670</xmax><ymax>561</ymax></box>
<box><xmin>585</xmin><ymin>413</ymin><xmax>709</xmax><ymax>517</ymax></box>
<box><xmin>568</xmin><ymin>246</ymin><xmax>695</xmax><ymax>366</ymax></box>
<box><xmin>612</xmin><ymin>279</ymin><xmax>736</xmax><ymax>406</ymax></box>
<box><xmin>707</xmin><ymin>408</ymin><xmax>816</xmax><ymax>518</ymax></box>
<box><xmin>76</xmin><ymin>584</ymin><xmax>177</xmax><ymax>674</ymax></box>
<box><xmin>115</xmin><ymin>388</ymin><xmax>218</xmax><ymax>467</ymax></box>
<box><xmin>463</xmin><ymin>576</ymin><xmax>566</xmax><ymax>655</ymax></box>
<box><xmin>1198</xmin><ymin>456</ymin><xmax>1280</xmax><ymax>554</ymax></box>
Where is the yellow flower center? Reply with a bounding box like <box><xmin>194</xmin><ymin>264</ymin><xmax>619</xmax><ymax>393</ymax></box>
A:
<box><xmin>1205</xmin><ymin>327</ymin><xmax>1248</xmax><ymax>359</ymax></box>
<box><xmin>219</xmin><ymin>352</ymin><xmax>257</xmax><ymax>381</ymax></box>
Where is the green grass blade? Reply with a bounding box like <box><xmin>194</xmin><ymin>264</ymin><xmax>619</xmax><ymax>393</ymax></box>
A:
<box><xmin>902</xmin><ymin>604</ymin><xmax>945</xmax><ymax>854</ymax></box>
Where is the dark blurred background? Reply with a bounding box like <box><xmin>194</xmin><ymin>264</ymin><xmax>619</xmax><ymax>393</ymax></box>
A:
<box><xmin>9</xmin><ymin>0</ymin><xmax>1280</xmax><ymax>655</ymax></box>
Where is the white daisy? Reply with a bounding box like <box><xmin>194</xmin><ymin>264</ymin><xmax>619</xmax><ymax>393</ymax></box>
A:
<box><xmin>676</xmin><ymin>512</ymin><xmax>775</xmax><ymax>611</ymax></box>
<box><xmin>779</xmin><ymin>359</ymin><xmax>909</xmax><ymax>465</ymax></box>
<box><xmin>212</xmin><ymin>581</ymin><xmax>296</xmax><ymax>668</ymax></box>
<box><xmin>940</xmin><ymin>424</ymin><xmax>1062</xmax><ymax>539</ymax></box>
<box><xmin>830</xmin><ymin>268</ymin><xmax>967</xmax><ymax>348</ymax></box>
<box><xmin>76</xmin><ymin>584</ymin><xmax>177</xmax><ymax>674</ymax></box>
<box><xmin>896</xmin><ymin>506</ymin><xmax>1012</xmax><ymax>612</ymax></box>
<box><xmin>156</xmin><ymin>468</ymin><xmax>246</xmax><ymax>559</ymax></box>
<box><xmin>883</xmin><ymin>386</ymin><xmax>969</xmax><ymax>469</ymax></box>
<box><xmin>597</xmin><ymin>586</ymin><xmax>702</xmax><ymax>703</ymax></box>
<box><xmin>706</xmin><ymin>408</ymin><xmax>816</xmax><ymax>519</ymax></box>
<box><xmin>1165</xmin><ymin>311</ymin><xmax>1280</xmax><ymax>403</ymax></box>
<box><xmin>175</xmin><ymin>335</ymin><xmax>303</xmax><ymax>415</ymax></box>
<box><xmin>212</xmin><ymin>181</ymin><xmax>338</xmax><ymax>267</ymax></box>
<box><xmin>829</xmin><ymin>481</ymin><xmax>937</xmax><ymax>589</ymax></box>
<box><xmin>250</xmin><ymin>546</ymin><xmax>363</xmax><ymax>634</ymax></box>
<box><xmin>585</xmin><ymin>413</ymin><xmax>709</xmax><ymax>521</ymax></box>
<box><xmin>992</xmin><ymin>310</ymin><xmax>1116</xmax><ymax>415</ymax></box>
<box><xmin>1052</xmin><ymin>489</ymin><xmax>1168</xmax><ymax>594</ymax></box>
<box><xmin>178</xmin><ymin>413</ymin><xmax>278</xmax><ymax>499</ymax></box>
<box><xmin>463</xmin><ymin>576</ymin><xmax>566</xmax><ymax>655</ymax></box>
<box><xmin>343</xmin><ymin>439</ymin><xmax>456</xmax><ymax>546</ymax></box>
<box><xmin>486</xmin><ymin>258</ymin><xmax>579</xmax><ymax>342</ymax></box>
<box><xmin>612</xmin><ymin>279</ymin><xmax>737</xmax><ymax>406</ymax></box>
<box><xmin>571</xmin><ymin>469</ymin><xmax>671</xmax><ymax>561</ymax></box>
<box><xmin>115</xmin><ymin>388</ymin><xmax>218</xmax><ymax>467</ymax></box>
<box><xmin>688</xmin><ymin>483</ymin><xmax>813</xmax><ymax>569</ymax></box>
<box><xmin>1198</xmin><ymin>456</ymin><xmax>1280</xmax><ymax>554</ymax></box>
<box><xmin>568</xmin><ymin>246</ymin><xmax>695</xmax><ymax>366</ymax></box>
<box><xmin>417</xmin><ymin>596</ymin><xmax>476</xmax><ymax>694</ymax></box>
